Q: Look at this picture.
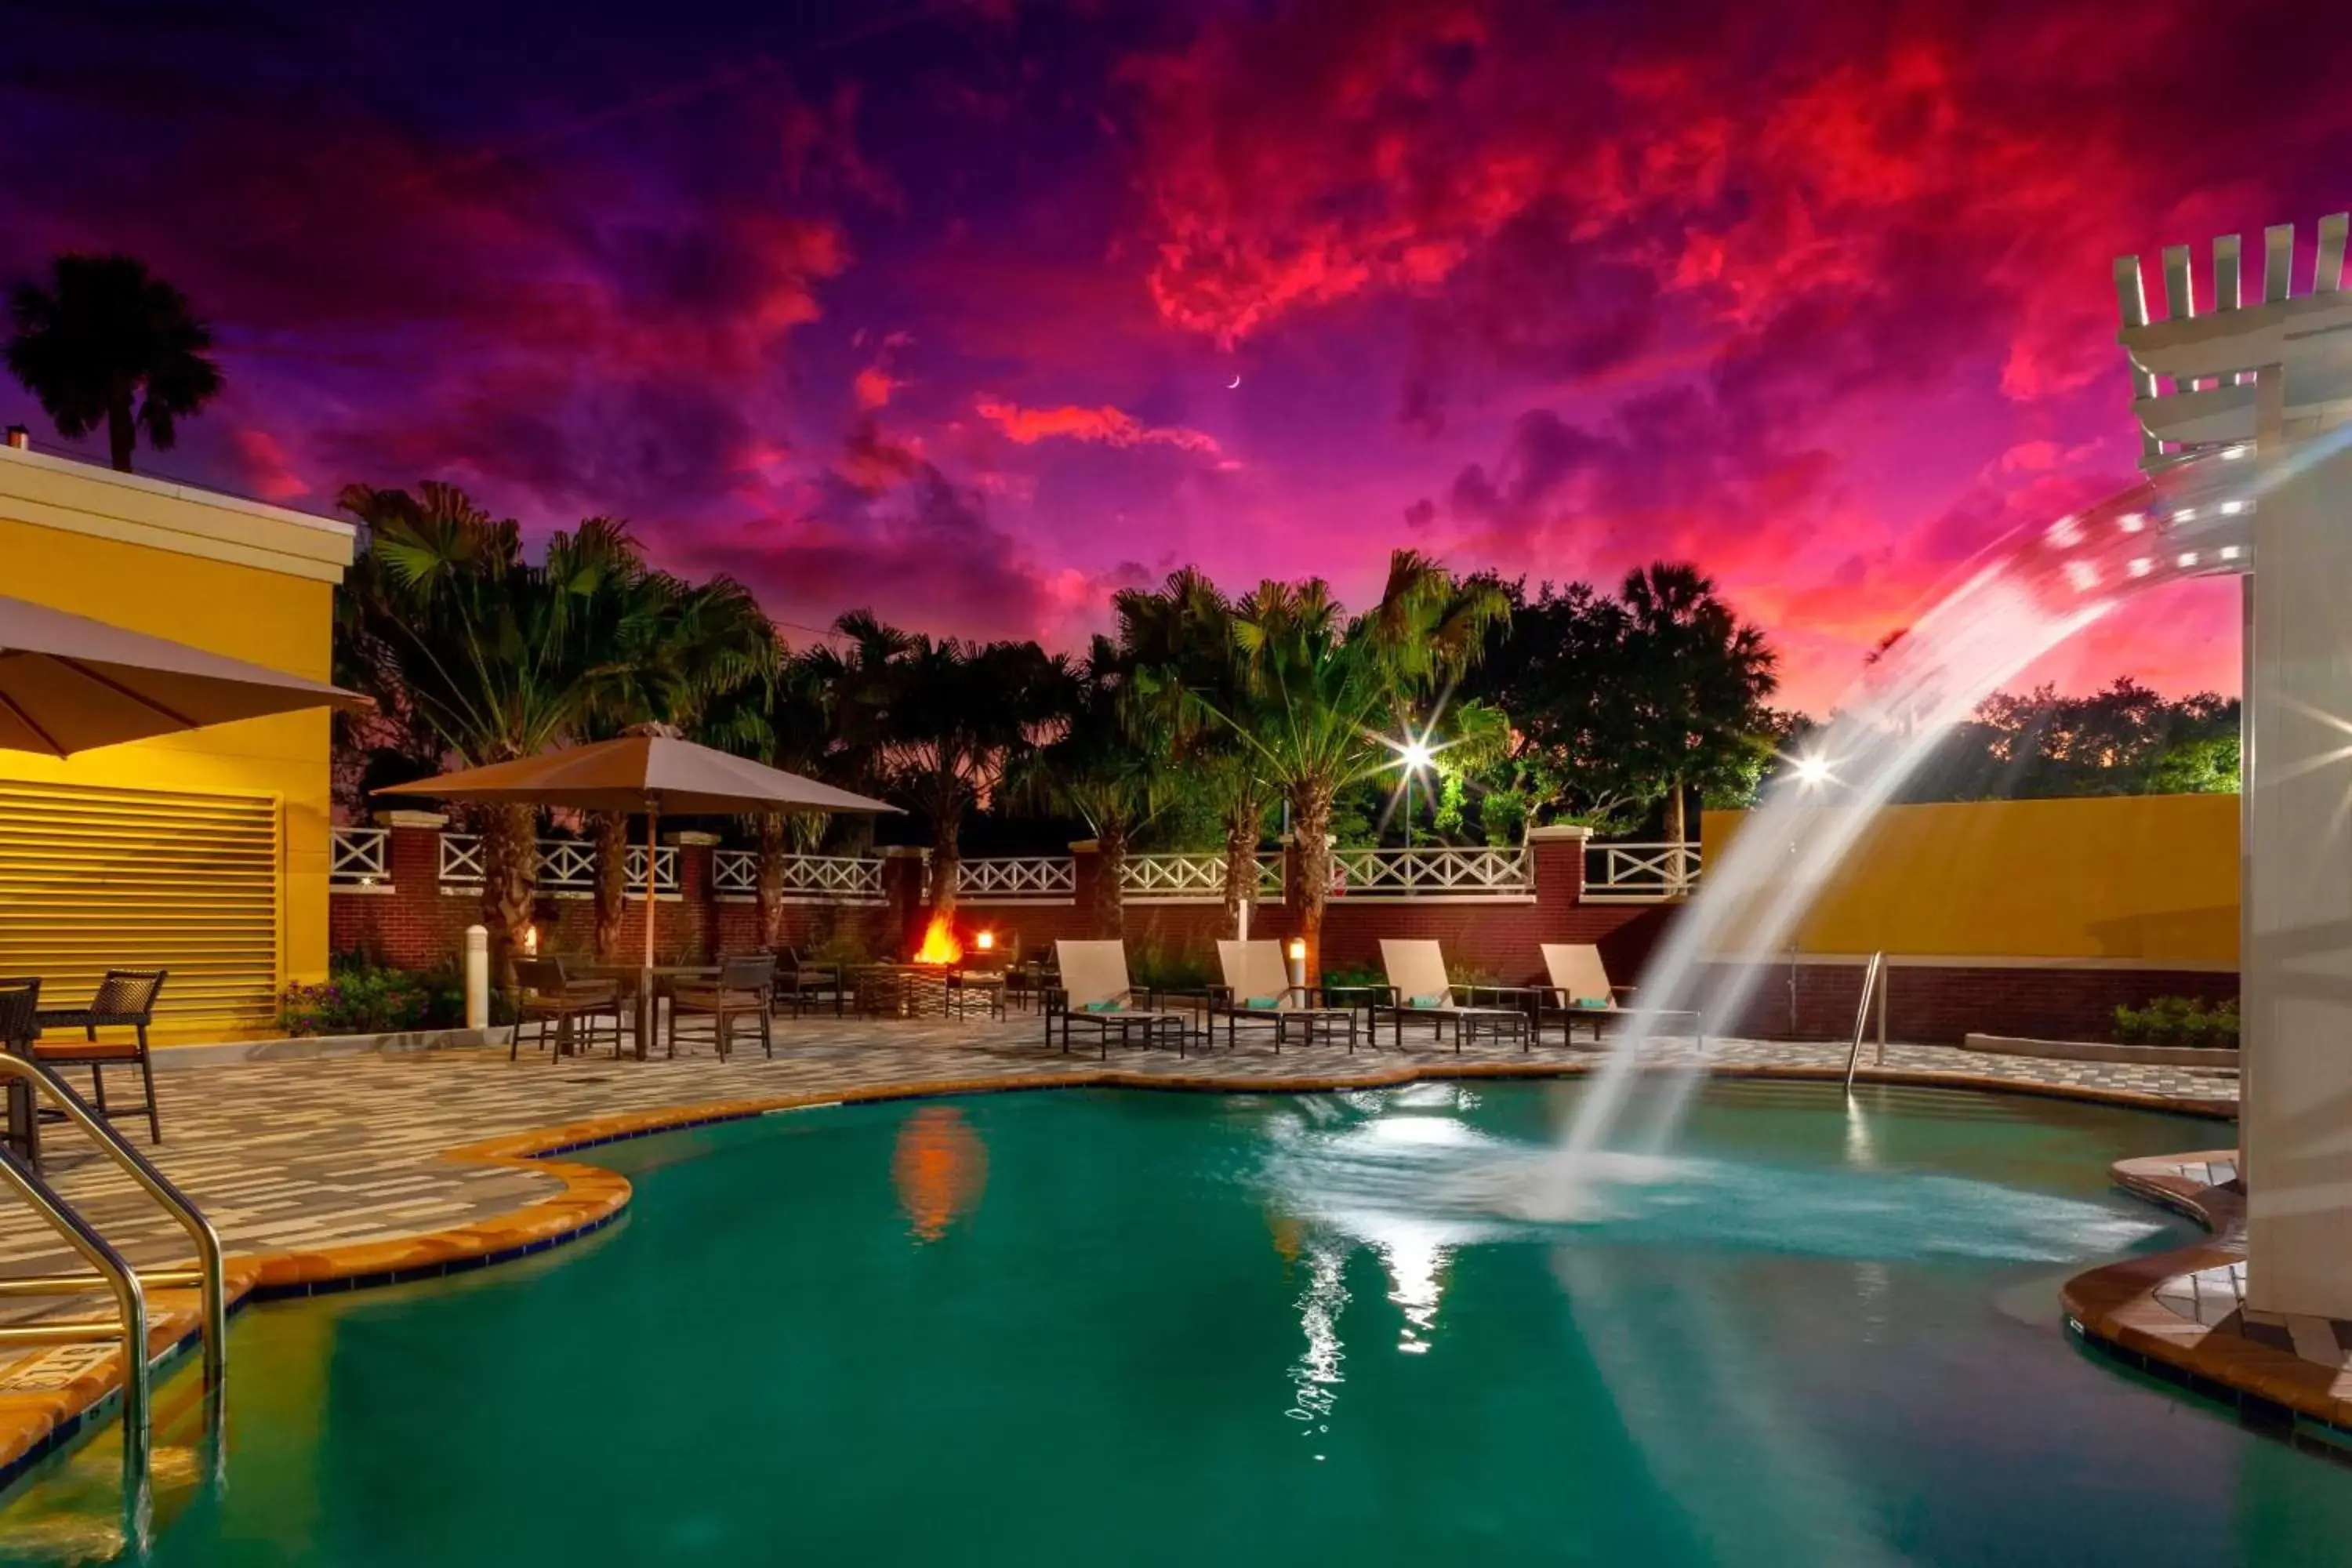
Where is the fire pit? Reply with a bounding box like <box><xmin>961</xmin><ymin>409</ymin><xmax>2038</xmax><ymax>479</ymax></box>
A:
<box><xmin>856</xmin><ymin>916</ymin><xmax>1004</xmax><ymax>1018</ymax></box>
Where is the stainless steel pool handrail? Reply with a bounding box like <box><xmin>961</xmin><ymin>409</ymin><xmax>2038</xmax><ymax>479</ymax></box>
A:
<box><xmin>1842</xmin><ymin>951</ymin><xmax>1887</xmax><ymax>1091</ymax></box>
<box><xmin>0</xmin><ymin>1054</ymin><xmax>227</xmax><ymax>1505</ymax></box>
<box><xmin>0</xmin><ymin>1142</ymin><xmax>151</xmax><ymax>1541</ymax></box>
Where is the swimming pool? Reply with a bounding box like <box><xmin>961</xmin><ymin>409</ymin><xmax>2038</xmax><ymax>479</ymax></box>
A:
<box><xmin>3</xmin><ymin>1078</ymin><xmax>2347</xmax><ymax>1566</ymax></box>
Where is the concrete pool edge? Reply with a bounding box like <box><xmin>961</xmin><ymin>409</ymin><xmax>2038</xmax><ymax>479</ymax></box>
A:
<box><xmin>0</xmin><ymin>1058</ymin><xmax>2237</xmax><ymax>1499</ymax></box>
<box><xmin>2062</xmin><ymin>1156</ymin><xmax>2352</xmax><ymax>1444</ymax></box>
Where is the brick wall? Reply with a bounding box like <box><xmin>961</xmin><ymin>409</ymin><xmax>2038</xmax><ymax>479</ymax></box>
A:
<box><xmin>327</xmin><ymin>823</ymin><xmax>2231</xmax><ymax>1042</ymax></box>
<box><xmin>1700</xmin><ymin>958</ymin><xmax>2237</xmax><ymax>1045</ymax></box>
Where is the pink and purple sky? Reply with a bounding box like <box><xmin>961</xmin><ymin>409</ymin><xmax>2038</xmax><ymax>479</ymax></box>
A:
<box><xmin>6</xmin><ymin>0</ymin><xmax>2350</xmax><ymax>711</ymax></box>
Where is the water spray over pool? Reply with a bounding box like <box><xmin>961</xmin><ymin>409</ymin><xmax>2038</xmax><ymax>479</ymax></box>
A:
<box><xmin>1479</xmin><ymin>448</ymin><xmax>2262</xmax><ymax>1219</ymax></box>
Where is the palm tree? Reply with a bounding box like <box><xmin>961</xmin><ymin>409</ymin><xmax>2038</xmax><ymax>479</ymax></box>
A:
<box><xmin>1011</xmin><ymin>636</ymin><xmax>1174</xmax><ymax>937</ymax></box>
<box><xmin>861</xmin><ymin>632</ymin><xmax>1064</xmax><ymax>916</ymax></box>
<box><xmin>704</xmin><ymin>644</ymin><xmax>848</xmax><ymax>947</ymax></box>
<box><xmin>336</xmin><ymin>482</ymin><xmax>634</xmax><ymax>980</ymax></box>
<box><xmin>1173</xmin><ymin>552</ymin><xmax>1507</xmax><ymax>978</ymax></box>
<box><xmin>574</xmin><ymin>554</ymin><xmax>776</xmax><ymax>958</ymax></box>
<box><xmin>5</xmin><ymin>254</ymin><xmax>223</xmax><ymax>472</ymax></box>
<box><xmin>1116</xmin><ymin>568</ymin><xmax>1275</xmax><ymax>937</ymax></box>
<box><xmin>1614</xmin><ymin>562</ymin><xmax>1777</xmax><ymax>845</ymax></box>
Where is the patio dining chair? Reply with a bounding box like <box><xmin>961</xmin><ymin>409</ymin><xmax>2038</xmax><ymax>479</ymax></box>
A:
<box><xmin>772</xmin><ymin>948</ymin><xmax>845</xmax><ymax>1018</ymax></box>
<box><xmin>512</xmin><ymin>958</ymin><xmax>624</xmax><ymax>1062</ymax></box>
<box><xmin>31</xmin><ymin>967</ymin><xmax>167</xmax><ymax>1142</ymax></box>
<box><xmin>670</xmin><ymin>954</ymin><xmax>777</xmax><ymax>1060</ymax></box>
<box><xmin>0</xmin><ymin>979</ymin><xmax>38</xmax><ymax>1164</ymax></box>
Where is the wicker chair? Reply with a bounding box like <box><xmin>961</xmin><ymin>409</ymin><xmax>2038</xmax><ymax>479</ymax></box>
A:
<box><xmin>32</xmin><ymin>968</ymin><xmax>166</xmax><ymax>1142</ymax></box>
<box><xmin>511</xmin><ymin>958</ymin><xmax>624</xmax><ymax>1062</ymax></box>
<box><xmin>670</xmin><ymin>955</ymin><xmax>776</xmax><ymax>1060</ymax></box>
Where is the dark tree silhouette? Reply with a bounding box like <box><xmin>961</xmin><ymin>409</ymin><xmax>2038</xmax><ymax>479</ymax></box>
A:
<box><xmin>5</xmin><ymin>253</ymin><xmax>223</xmax><ymax>472</ymax></box>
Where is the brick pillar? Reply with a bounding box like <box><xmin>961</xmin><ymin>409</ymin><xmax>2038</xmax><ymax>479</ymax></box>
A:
<box><xmin>666</xmin><ymin>830</ymin><xmax>720</xmax><ymax>960</ymax></box>
<box><xmin>878</xmin><ymin>847</ymin><xmax>928</xmax><ymax>956</ymax></box>
<box><xmin>376</xmin><ymin>810</ymin><xmax>450</xmax><ymax>968</ymax></box>
<box><xmin>1526</xmin><ymin>824</ymin><xmax>1592</xmax><ymax>927</ymax></box>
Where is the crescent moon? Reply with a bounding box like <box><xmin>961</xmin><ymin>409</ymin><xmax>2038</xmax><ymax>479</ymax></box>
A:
<box><xmin>1226</xmin><ymin>375</ymin><xmax>1242</xmax><ymax>390</ymax></box>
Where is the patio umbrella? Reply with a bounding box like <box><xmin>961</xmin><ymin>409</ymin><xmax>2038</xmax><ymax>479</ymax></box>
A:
<box><xmin>375</xmin><ymin>731</ymin><xmax>898</xmax><ymax>968</ymax></box>
<box><xmin>0</xmin><ymin>593</ymin><xmax>370</xmax><ymax>756</ymax></box>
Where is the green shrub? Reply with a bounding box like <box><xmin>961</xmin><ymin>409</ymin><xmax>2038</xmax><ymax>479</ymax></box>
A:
<box><xmin>1128</xmin><ymin>939</ymin><xmax>1213</xmax><ymax>993</ymax></box>
<box><xmin>2114</xmin><ymin>995</ymin><xmax>2238</xmax><ymax>1048</ymax></box>
<box><xmin>281</xmin><ymin>954</ymin><xmax>464</xmax><ymax>1037</ymax></box>
<box><xmin>1320</xmin><ymin>962</ymin><xmax>1386</xmax><ymax>993</ymax></box>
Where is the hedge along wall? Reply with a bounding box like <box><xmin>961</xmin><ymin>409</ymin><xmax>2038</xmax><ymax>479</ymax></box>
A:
<box><xmin>1696</xmin><ymin>793</ymin><xmax>2239</xmax><ymax>1043</ymax></box>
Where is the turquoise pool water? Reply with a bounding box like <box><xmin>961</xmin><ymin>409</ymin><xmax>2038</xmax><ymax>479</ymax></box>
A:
<box><xmin>5</xmin><ymin>1079</ymin><xmax>2350</xmax><ymax>1566</ymax></box>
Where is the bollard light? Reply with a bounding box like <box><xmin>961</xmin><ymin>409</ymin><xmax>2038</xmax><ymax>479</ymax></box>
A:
<box><xmin>975</xmin><ymin>930</ymin><xmax>995</xmax><ymax>952</ymax></box>
<box><xmin>1286</xmin><ymin>936</ymin><xmax>1307</xmax><ymax>991</ymax></box>
<box><xmin>522</xmin><ymin>924</ymin><xmax>539</xmax><ymax>956</ymax></box>
<box><xmin>464</xmin><ymin>924</ymin><xmax>490</xmax><ymax>1031</ymax></box>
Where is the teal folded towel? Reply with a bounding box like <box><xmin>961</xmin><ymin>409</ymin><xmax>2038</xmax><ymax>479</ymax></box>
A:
<box><xmin>1410</xmin><ymin>993</ymin><xmax>1446</xmax><ymax>1009</ymax></box>
<box><xmin>1245</xmin><ymin>996</ymin><xmax>1281</xmax><ymax>1011</ymax></box>
<box><xmin>1080</xmin><ymin>1000</ymin><xmax>1123</xmax><ymax>1013</ymax></box>
<box><xmin>1574</xmin><ymin>997</ymin><xmax>1609</xmax><ymax>1010</ymax></box>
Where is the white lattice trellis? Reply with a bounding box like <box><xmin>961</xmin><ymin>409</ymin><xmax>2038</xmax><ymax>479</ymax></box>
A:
<box><xmin>1583</xmin><ymin>842</ymin><xmax>1700</xmax><ymax>902</ymax></box>
<box><xmin>711</xmin><ymin>849</ymin><xmax>885</xmax><ymax>901</ymax></box>
<box><xmin>330</xmin><ymin>827</ymin><xmax>389</xmax><ymax>887</ymax></box>
<box><xmin>956</xmin><ymin>856</ymin><xmax>1076</xmax><ymax>900</ymax></box>
<box><xmin>1327</xmin><ymin>845</ymin><xmax>1530</xmax><ymax>897</ymax></box>
<box><xmin>1123</xmin><ymin>852</ymin><xmax>1283</xmax><ymax>902</ymax></box>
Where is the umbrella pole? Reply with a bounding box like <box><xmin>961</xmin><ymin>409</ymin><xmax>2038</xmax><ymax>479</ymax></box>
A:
<box><xmin>643</xmin><ymin>802</ymin><xmax>659</xmax><ymax>968</ymax></box>
<box><xmin>641</xmin><ymin>801</ymin><xmax>659</xmax><ymax>1059</ymax></box>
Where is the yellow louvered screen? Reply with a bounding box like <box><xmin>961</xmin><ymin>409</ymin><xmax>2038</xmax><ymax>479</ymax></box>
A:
<box><xmin>0</xmin><ymin>782</ymin><xmax>281</xmax><ymax>1038</ymax></box>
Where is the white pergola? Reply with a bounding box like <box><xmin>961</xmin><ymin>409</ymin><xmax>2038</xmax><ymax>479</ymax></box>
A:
<box><xmin>2116</xmin><ymin>212</ymin><xmax>2352</xmax><ymax>1319</ymax></box>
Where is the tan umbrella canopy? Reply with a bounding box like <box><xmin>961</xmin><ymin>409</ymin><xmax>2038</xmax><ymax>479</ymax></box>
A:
<box><xmin>0</xmin><ymin>593</ymin><xmax>371</xmax><ymax>756</ymax></box>
<box><xmin>377</xmin><ymin>732</ymin><xmax>898</xmax><ymax>967</ymax></box>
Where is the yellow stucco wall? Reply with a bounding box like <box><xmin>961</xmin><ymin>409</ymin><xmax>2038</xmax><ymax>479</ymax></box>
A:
<box><xmin>1700</xmin><ymin>794</ymin><xmax>2238</xmax><ymax>966</ymax></box>
<box><xmin>0</xmin><ymin>452</ymin><xmax>352</xmax><ymax>1040</ymax></box>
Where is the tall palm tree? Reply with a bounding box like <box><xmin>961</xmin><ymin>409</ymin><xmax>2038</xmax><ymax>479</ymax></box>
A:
<box><xmin>573</xmin><ymin>552</ymin><xmax>777</xmax><ymax>958</ymax></box>
<box><xmin>1614</xmin><ymin>562</ymin><xmax>1777</xmax><ymax>844</ymax></box>
<box><xmin>1011</xmin><ymin>636</ymin><xmax>1174</xmax><ymax>938</ymax></box>
<box><xmin>1175</xmin><ymin>552</ymin><xmax>1507</xmax><ymax>978</ymax></box>
<box><xmin>870</xmin><ymin>633</ymin><xmax>1065</xmax><ymax>916</ymax></box>
<box><xmin>704</xmin><ymin>644</ymin><xmax>848</xmax><ymax>947</ymax></box>
<box><xmin>5</xmin><ymin>254</ymin><xmax>223</xmax><ymax>472</ymax></box>
<box><xmin>336</xmin><ymin>482</ymin><xmax>634</xmax><ymax>980</ymax></box>
<box><xmin>1116</xmin><ymin>568</ymin><xmax>1275</xmax><ymax>937</ymax></box>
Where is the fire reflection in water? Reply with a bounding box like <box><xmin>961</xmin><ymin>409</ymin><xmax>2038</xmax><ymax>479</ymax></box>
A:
<box><xmin>891</xmin><ymin>1105</ymin><xmax>987</xmax><ymax>1241</ymax></box>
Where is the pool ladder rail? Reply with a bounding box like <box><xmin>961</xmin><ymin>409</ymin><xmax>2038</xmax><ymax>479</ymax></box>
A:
<box><xmin>0</xmin><ymin>1054</ymin><xmax>226</xmax><ymax>1547</ymax></box>
<box><xmin>1842</xmin><ymin>951</ymin><xmax>1889</xmax><ymax>1092</ymax></box>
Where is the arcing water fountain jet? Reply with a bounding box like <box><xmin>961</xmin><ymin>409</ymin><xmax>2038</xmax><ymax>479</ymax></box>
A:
<box><xmin>1558</xmin><ymin>216</ymin><xmax>2352</xmax><ymax>1308</ymax></box>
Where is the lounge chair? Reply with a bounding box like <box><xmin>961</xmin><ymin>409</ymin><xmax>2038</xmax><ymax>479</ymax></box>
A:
<box><xmin>670</xmin><ymin>954</ymin><xmax>778</xmax><ymax>1060</ymax></box>
<box><xmin>31</xmin><ymin>967</ymin><xmax>167</xmax><ymax>1142</ymax></box>
<box><xmin>1211</xmin><ymin>940</ymin><xmax>1357</xmax><ymax>1052</ymax></box>
<box><xmin>1535</xmin><ymin>943</ymin><xmax>1701</xmax><ymax>1047</ymax></box>
<box><xmin>1368</xmin><ymin>940</ymin><xmax>1529</xmax><ymax>1052</ymax></box>
<box><xmin>1045</xmin><ymin>940</ymin><xmax>1190</xmax><ymax>1058</ymax></box>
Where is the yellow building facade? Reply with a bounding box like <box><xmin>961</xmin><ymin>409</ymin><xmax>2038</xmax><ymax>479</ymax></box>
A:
<box><xmin>1700</xmin><ymin>793</ymin><xmax>2238</xmax><ymax>967</ymax></box>
<box><xmin>0</xmin><ymin>445</ymin><xmax>354</xmax><ymax>1042</ymax></box>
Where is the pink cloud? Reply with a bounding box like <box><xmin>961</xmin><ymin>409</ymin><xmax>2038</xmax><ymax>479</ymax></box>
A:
<box><xmin>971</xmin><ymin>396</ymin><xmax>1222</xmax><ymax>456</ymax></box>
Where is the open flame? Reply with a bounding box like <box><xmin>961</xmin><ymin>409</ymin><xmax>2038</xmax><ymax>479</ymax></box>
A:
<box><xmin>911</xmin><ymin>915</ymin><xmax>964</xmax><ymax>966</ymax></box>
